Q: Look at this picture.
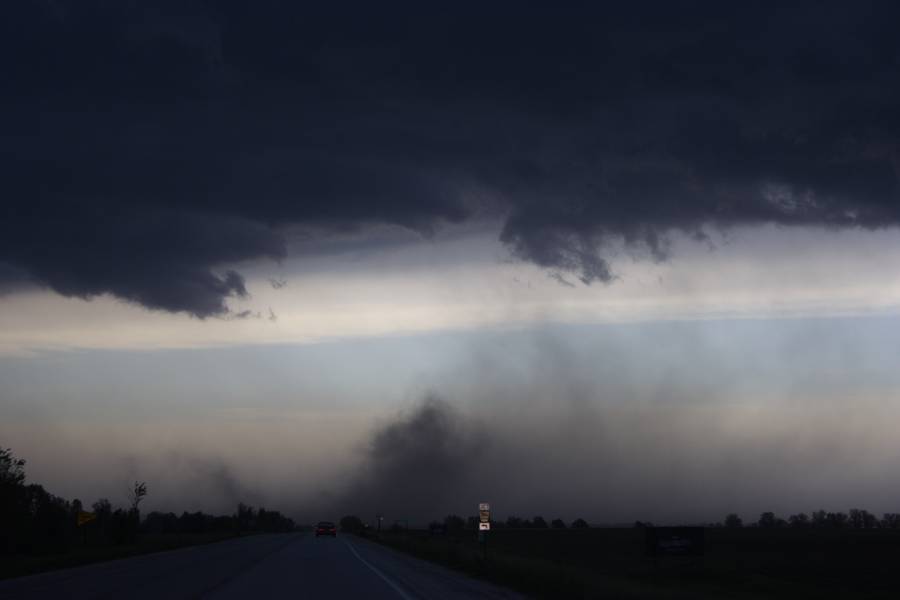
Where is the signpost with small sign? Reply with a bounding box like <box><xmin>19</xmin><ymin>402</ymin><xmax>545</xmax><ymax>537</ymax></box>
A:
<box><xmin>479</xmin><ymin>503</ymin><xmax>490</xmax><ymax>530</ymax></box>
<box><xmin>478</xmin><ymin>502</ymin><xmax>490</xmax><ymax>560</ymax></box>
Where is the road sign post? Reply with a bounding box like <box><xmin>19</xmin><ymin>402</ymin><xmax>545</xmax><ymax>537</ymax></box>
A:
<box><xmin>478</xmin><ymin>503</ymin><xmax>490</xmax><ymax>561</ymax></box>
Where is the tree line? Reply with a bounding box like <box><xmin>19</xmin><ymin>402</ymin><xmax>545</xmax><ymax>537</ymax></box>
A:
<box><xmin>338</xmin><ymin>514</ymin><xmax>592</xmax><ymax>534</ymax></box>
<box><xmin>339</xmin><ymin>508</ymin><xmax>900</xmax><ymax>535</ymax></box>
<box><xmin>722</xmin><ymin>510</ymin><xmax>900</xmax><ymax>529</ymax></box>
<box><xmin>431</xmin><ymin>515</ymin><xmax>592</xmax><ymax>533</ymax></box>
<box><xmin>1</xmin><ymin>447</ymin><xmax>294</xmax><ymax>557</ymax></box>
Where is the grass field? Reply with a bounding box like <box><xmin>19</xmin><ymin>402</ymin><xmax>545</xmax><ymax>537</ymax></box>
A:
<box><xmin>368</xmin><ymin>527</ymin><xmax>900</xmax><ymax>599</ymax></box>
<box><xmin>0</xmin><ymin>532</ymin><xmax>247</xmax><ymax>580</ymax></box>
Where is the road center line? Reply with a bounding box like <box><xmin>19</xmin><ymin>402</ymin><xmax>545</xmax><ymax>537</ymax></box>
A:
<box><xmin>344</xmin><ymin>540</ymin><xmax>416</xmax><ymax>600</ymax></box>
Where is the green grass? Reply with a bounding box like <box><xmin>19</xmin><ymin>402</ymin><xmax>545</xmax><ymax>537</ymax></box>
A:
<box><xmin>364</xmin><ymin>528</ymin><xmax>900</xmax><ymax>599</ymax></box>
<box><xmin>0</xmin><ymin>532</ymin><xmax>250</xmax><ymax>580</ymax></box>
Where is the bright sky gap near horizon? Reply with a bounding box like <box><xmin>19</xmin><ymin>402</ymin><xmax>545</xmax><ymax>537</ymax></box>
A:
<box><xmin>4</xmin><ymin>1</ymin><xmax>900</xmax><ymax>525</ymax></box>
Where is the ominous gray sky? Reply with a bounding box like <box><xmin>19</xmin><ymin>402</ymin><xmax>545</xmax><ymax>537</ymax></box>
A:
<box><xmin>5</xmin><ymin>1</ymin><xmax>900</xmax><ymax>315</ymax></box>
<box><xmin>3</xmin><ymin>1</ymin><xmax>900</xmax><ymax>525</ymax></box>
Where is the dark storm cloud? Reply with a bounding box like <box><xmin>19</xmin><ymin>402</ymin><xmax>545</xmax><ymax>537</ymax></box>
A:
<box><xmin>4</xmin><ymin>1</ymin><xmax>900</xmax><ymax>314</ymax></box>
<box><xmin>341</xmin><ymin>396</ymin><xmax>488</xmax><ymax>518</ymax></box>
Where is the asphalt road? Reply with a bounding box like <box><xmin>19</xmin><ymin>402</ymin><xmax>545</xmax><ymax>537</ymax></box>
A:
<box><xmin>0</xmin><ymin>534</ymin><xmax>525</xmax><ymax>599</ymax></box>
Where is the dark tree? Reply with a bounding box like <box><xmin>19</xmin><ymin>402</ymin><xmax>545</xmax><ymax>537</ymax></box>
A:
<box><xmin>551</xmin><ymin>518</ymin><xmax>566</xmax><ymax>529</ymax></box>
<box><xmin>506</xmin><ymin>516</ymin><xmax>524</xmax><ymax>528</ymax></box>
<box><xmin>0</xmin><ymin>447</ymin><xmax>26</xmax><ymax>485</ymax></box>
<box><xmin>340</xmin><ymin>515</ymin><xmax>365</xmax><ymax>533</ymax></box>
<box><xmin>571</xmin><ymin>518</ymin><xmax>589</xmax><ymax>529</ymax></box>
<box><xmin>0</xmin><ymin>448</ymin><xmax>293</xmax><ymax>558</ymax></box>
<box><xmin>789</xmin><ymin>513</ymin><xmax>810</xmax><ymax>528</ymax></box>
<box><xmin>826</xmin><ymin>512</ymin><xmax>849</xmax><ymax>528</ymax></box>
<box><xmin>882</xmin><ymin>513</ymin><xmax>900</xmax><ymax>529</ymax></box>
<box><xmin>128</xmin><ymin>481</ymin><xmax>148</xmax><ymax>511</ymax></box>
<box><xmin>22</xmin><ymin>484</ymin><xmax>72</xmax><ymax>553</ymax></box>
<box><xmin>444</xmin><ymin>514</ymin><xmax>465</xmax><ymax>532</ymax></box>
<box><xmin>863</xmin><ymin>511</ymin><xmax>878</xmax><ymax>529</ymax></box>
<box><xmin>849</xmin><ymin>508</ymin><xmax>878</xmax><ymax>529</ymax></box>
<box><xmin>532</xmin><ymin>516</ymin><xmax>548</xmax><ymax>529</ymax></box>
<box><xmin>724</xmin><ymin>513</ymin><xmax>743</xmax><ymax>528</ymax></box>
<box><xmin>143</xmin><ymin>511</ymin><xmax>179</xmax><ymax>534</ymax></box>
<box><xmin>758</xmin><ymin>512</ymin><xmax>779</xmax><ymax>528</ymax></box>
<box><xmin>93</xmin><ymin>498</ymin><xmax>112</xmax><ymax>516</ymax></box>
<box><xmin>92</xmin><ymin>498</ymin><xmax>113</xmax><ymax>542</ymax></box>
<box><xmin>811</xmin><ymin>510</ymin><xmax>828</xmax><ymax>527</ymax></box>
<box><xmin>255</xmin><ymin>507</ymin><xmax>295</xmax><ymax>532</ymax></box>
<box><xmin>236</xmin><ymin>503</ymin><xmax>255</xmax><ymax>532</ymax></box>
<box><xmin>0</xmin><ymin>447</ymin><xmax>28</xmax><ymax>554</ymax></box>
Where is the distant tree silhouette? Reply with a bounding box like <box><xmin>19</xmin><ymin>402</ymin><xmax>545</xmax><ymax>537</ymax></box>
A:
<box><xmin>789</xmin><ymin>513</ymin><xmax>810</xmax><ymax>528</ymax></box>
<box><xmin>236</xmin><ymin>503</ymin><xmax>255</xmax><ymax>533</ymax></box>
<box><xmin>37</xmin><ymin>486</ymin><xmax>71</xmax><ymax>551</ymax></box>
<box><xmin>811</xmin><ymin>509</ymin><xmax>828</xmax><ymax>527</ymax></box>
<box><xmin>506</xmin><ymin>516</ymin><xmax>524</xmax><ymax>528</ymax></box>
<box><xmin>256</xmin><ymin>507</ymin><xmax>294</xmax><ymax>532</ymax></box>
<box><xmin>551</xmin><ymin>518</ymin><xmax>566</xmax><ymax>529</ymax></box>
<box><xmin>849</xmin><ymin>508</ymin><xmax>878</xmax><ymax>529</ymax></box>
<box><xmin>121</xmin><ymin>481</ymin><xmax>148</xmax><ymax>544</ymax></box>
<box><xmin>863</xmin><ymin>511</ymin><xmax>878</xmax><ymax>529</ymax></box>
<box><xmin>110</xmin><ymin>507</ymin><xmax>138</xmax><ymax>544</ymax></box>
<box><xmin>881</xmin><ymin>513</ymin><xmax>900</xmax><ymax>529</ymax></box>
<box><xmin>1</xmin><ymin>445</ymin><xmax>294</xmax><ymax>560</ymax></box>
<box><xmin>128</xmin><ymin>481</ymin><xmax>147</xmax><ymax>511</ymax></box>
<box><xmin>571</xmin><ymin>518</ymin><xmax>589</xmax><ymax>529</ymax></box>
<box><xmin>93</xmin><ymin>498</ymin><xmax>112</xmax><ymax>516</ymax></box>
<box><xmin>532</xmin><ymin>516</ymin><xmax>548</xmax><ymax>529</ymax></box>
<box><xmin>340</xmin><ymin>515</ymin><xmax>365</xmax><ymax>533</ymax></box>
<box><xmin>466</xmin><ymin>516</ymin><xmax>478</xmax><ymax>531</ymax></box>
<box><xmin>758</xmin><ymin>512</ymin><xmax>785</xmax><ymax>528</ymax></box>
<box><xmin>725</xmin><ymin>513</ymin><xmax>743</xmax><ymax>528</ymax></box>
<box><xmin>143</xmin><ymin>511</ymin><xmax>179</xmax><ymax>534</ymax></box>
<box><xmin>91</xmin><ymin>498</ymin><xmax>113</xmax><ymax>543</ymax></box>
<box><xmin>826</xmin><ymin>512</ymin><xmax>849</xmax><ymax>528</ymax></box>
<box><xmin>0</xmin><ymin>448</ymin><xmax>27</xmax><ymax>554</ymax></box>
<box><xmin>444</xmin><ymin>514</ymin><xmax>465</xmax><ymax>532</ymax></box>
<box><xmin>0</xmin><ymin>447</ymin><xmax>26</xmax><ymax>485</ymax></box>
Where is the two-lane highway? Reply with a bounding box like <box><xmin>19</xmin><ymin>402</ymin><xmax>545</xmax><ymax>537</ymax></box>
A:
<box><xmin>0</xmin><ymin>534</ymin><xmax>524</xmax><ymax>599</ymax></box>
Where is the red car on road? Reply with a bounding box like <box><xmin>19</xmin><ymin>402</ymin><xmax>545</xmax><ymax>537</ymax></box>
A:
<box><xmin>315</xmin><ymin>521</ymin><xmax>337</xmax><ymax>537</ymax></box>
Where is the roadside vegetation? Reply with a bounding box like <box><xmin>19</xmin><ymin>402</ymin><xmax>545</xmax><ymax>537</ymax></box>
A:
<box><xmin>340</xmin><ymin>512</ymin><xmax>900</xmax><ymax>599</ymax></box>
<box><xmin>0</xmin><ymin>447</ymin><xmax>294</xmax><ymax>580</ymax></box>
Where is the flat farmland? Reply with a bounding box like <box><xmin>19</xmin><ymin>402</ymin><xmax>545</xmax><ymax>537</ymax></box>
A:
<box><xmin>371</xmin><ymin>527</ymin><xmax>900</xmax><ymax>599</ymax></box>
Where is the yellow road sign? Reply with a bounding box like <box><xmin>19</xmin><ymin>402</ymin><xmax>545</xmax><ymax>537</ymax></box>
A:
<box><xmin>77</xmin><ymin>511</ymin><xmax>96</xmax><ymax>526</ymax></box>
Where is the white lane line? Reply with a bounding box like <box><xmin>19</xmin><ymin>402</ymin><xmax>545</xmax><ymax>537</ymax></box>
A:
<box><xmin>344</xmin><ymin>540</ymin><xmax>416</xmax><ymax>600</ymax></box>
